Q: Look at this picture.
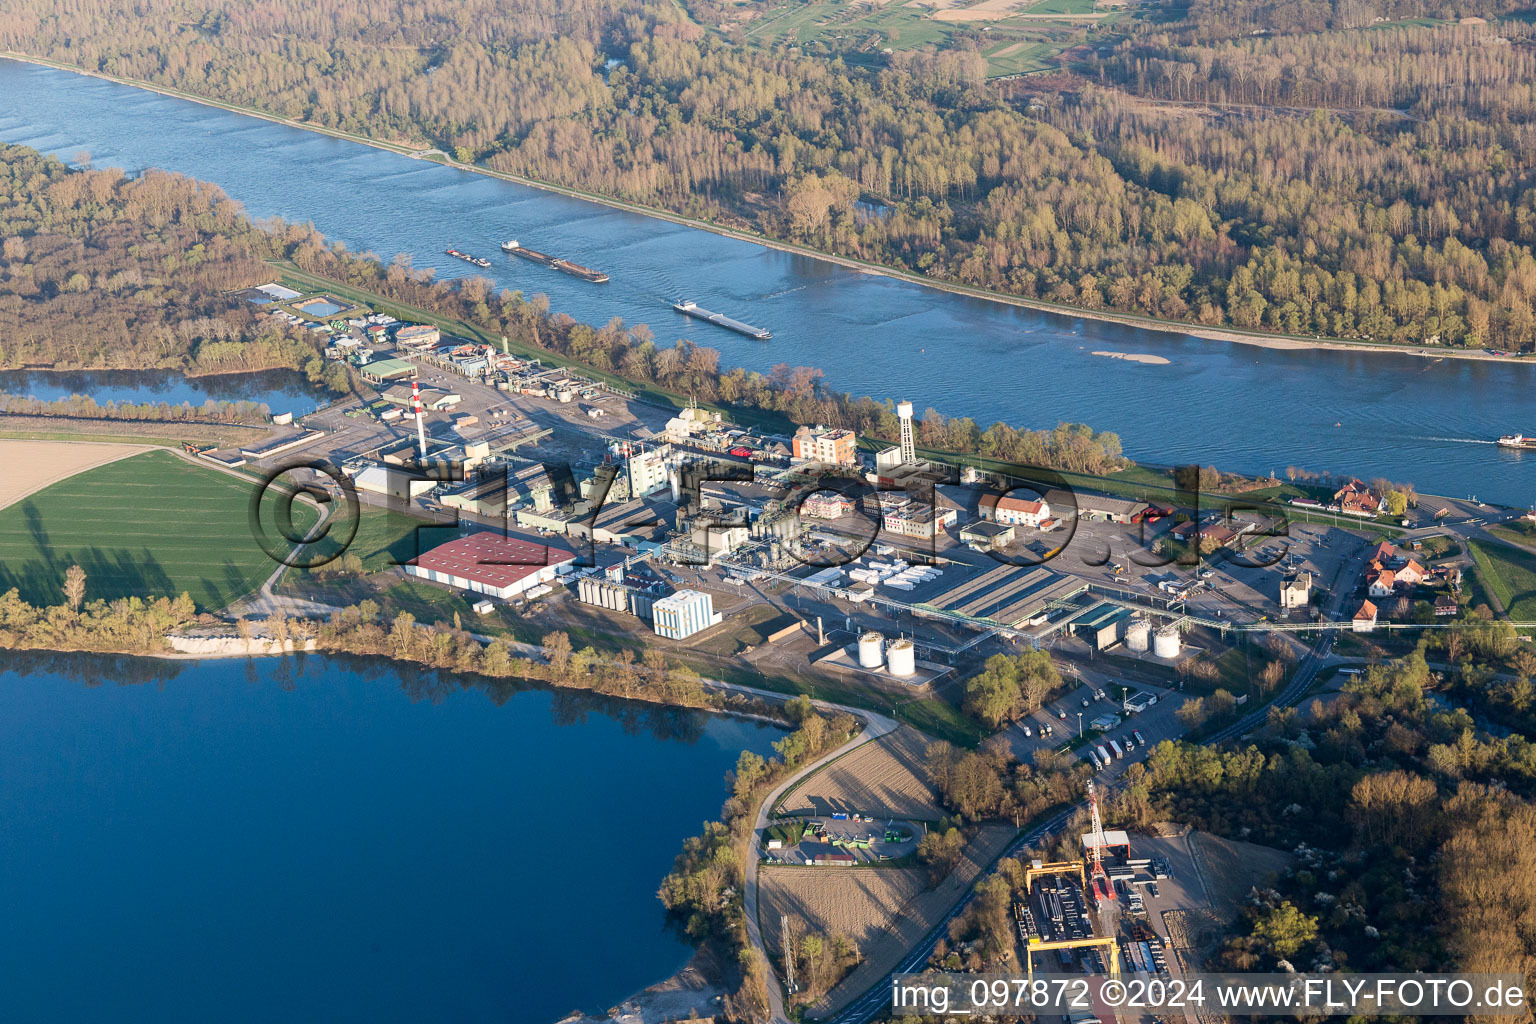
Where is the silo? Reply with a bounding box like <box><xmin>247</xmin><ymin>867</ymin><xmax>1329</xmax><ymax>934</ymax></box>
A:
<box><xmin>858</xmin><ymin>631</ymin><xmax>885</xmax><ymax>668</ymax></box>
<box><xmin>1153</xmin><ymin>626</ymin><xmax>1182</xmax><ymax>659</ymax></box>
<box><xmin>886</xmin><ymin>639</ymin><xmax>916</xmax><ymax>677</ymax></box>
<box><xmin>1125</xmin><ymin>618</ymin><xmax>1151</xmax><ymax>653</ymax></box>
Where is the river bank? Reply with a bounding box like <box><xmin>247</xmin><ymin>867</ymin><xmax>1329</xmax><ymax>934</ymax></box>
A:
<box><xmin>4</xmin><ymin>52</ymin><xmax>1528</xmax><ymax>369</ymax></box>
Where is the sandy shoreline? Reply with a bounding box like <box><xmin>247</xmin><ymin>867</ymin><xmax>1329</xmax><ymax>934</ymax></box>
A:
<box><xmin>4</xmin><ymin>53</ymin><xmax>1531</xmax><ymax>369</ymax></box>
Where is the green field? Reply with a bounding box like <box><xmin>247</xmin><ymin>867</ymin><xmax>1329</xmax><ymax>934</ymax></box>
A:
<box><xmin>1469</xmin><ymin>540</ymin><xmax>1536</xmax><ymax>624</ymax></box>
<box><xmin>0</xmin><ymin>450</ymin><xmax>316</xmax><ymax>612</ymax></box>
<box><xmin>294</xmin><ymin>504</ymin><xmax>446</xmax><ymax>573</ymax></box>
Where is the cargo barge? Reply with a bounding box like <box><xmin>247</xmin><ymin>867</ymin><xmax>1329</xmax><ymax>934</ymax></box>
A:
<box><xmin>501</xmin><ymin>240</ymin><xmax>609</xmax><ymax>283</ymax></box>
<box><xmin>501</xmin><ymin>239</ymin><xmax>555</xmax><ymax>265</ymax></box>
<box><xmin>672</xmin><ymin>299</ymin><xmax>771</xmax><ymax>340</ymax></box>
<box><xmin>1497</xmin><ymin>433</ymin><xmax>1536</xmax><ymax>450</ymax></box>
<box><xmin>551</xmin><ymin>258</ymin><xmax>609</xmax><ymax>284</ymax></box>
<box><xmin>445</xmin><ymin>248</ymin><xmax>491</xmax><ymax>268</ymax></box>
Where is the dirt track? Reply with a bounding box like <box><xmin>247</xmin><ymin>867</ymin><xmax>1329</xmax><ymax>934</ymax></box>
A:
<box><xmin>0</xmin><ymin>440</ymin><xmax>149</xmax><ymax>511</ymax></box>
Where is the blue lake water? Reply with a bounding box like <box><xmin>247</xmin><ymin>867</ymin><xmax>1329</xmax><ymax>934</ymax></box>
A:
<box><xmin>0</xmin><ymin>367</ymin><xmax>325</xmax><ymax>414</ymax></box>
<box><xmin>0</xmin><ymin>58</ymin><xmax>1531</xmax><ymax>501</ymax></box>
<box><xmin>0</xmin><ymin>652</ymin><xmax>779</xmax><ymax>1022</ymax></box>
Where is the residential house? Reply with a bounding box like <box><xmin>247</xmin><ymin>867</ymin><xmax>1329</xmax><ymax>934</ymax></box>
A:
<box><xmin>1335</xmin><ymin>479</ymin><xmax>1385</xmax><ymax>518</ymax></box>
<box><xmin>1367</xmin><ymin>569</ymin><xmax>1397</xmax><ymax>598</ymax></box>
<box><xmin>1353</xmin><ymin>600</ymin><xmax>1378</xmax><ymax>632</ymax></box>
<box><xmin>979</xmin><ymin>493</ymin><xmax>1052</xmax><ymax>528</ymax></box>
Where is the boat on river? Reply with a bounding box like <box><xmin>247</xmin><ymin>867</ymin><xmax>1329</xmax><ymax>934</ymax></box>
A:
<box><xmin>672</xmin><ymin>299</ymin><xmax>771</xmax><ymax>340</ymax></box>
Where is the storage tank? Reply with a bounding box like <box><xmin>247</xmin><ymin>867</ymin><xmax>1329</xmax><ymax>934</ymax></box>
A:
<box><xmin>886</xmin><ymin>639</ymin><xmax>916</xmax><ymax>677</ymax></box>
<box><xmin>858</xmin><ymin>631</ymin><xmax>885</xmax><ymax>668</ymax></box>
<box><xmin>1153</xmin><ymin>625</ymin><xmax>1181</xmax><ymax>659</ymax></box>
<box><xmin>1126</xmin><ymin>618</ymin><xmax>1151</xmax><ymax>653</ymax></box>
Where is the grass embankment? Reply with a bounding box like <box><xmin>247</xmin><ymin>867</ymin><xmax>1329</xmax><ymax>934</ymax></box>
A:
<box><xmin>1468</xmin><ymin>540</ymin><xmax>1536</xmax><ymax>624</ymax></box>
<box><xmin>0</xmin><ymin>449</ymin><xmax>316</xmax><ymax>610</ymax></box>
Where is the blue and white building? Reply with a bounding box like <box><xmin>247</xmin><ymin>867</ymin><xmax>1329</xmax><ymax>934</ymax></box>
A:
<box><xmin>652</xmin><ymin>589</ymin><xmax>721</xmax><ymax>640</ymax></box>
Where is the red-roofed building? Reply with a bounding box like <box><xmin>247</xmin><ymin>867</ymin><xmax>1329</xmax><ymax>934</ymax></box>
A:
<box><xmin>1367</xmin><ymin>569</ymin><xmax>1397</xmax><ymax>597</ymax></box>
<box><xmin>1353</xmin><ymin>599</ymin><xmax>1378</xmax><ymax>632</ymax></box>
<box><xmin>406</xmin><ymin>532</ymin><xmax>576</xmax><ymax>600</ymax></box>
<box><xmin>979</xmin><ymin>493</ymin><xmax>1052</xmax><ymax>528</ymax></box>
<box><xmin>1335</xmin><ymin>479</ymin><xmax>1385</xmax><ymax>518</ymax></box>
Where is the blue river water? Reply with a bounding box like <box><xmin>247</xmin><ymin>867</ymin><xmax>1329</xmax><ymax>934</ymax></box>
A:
<box><xmin>0</xmin><ymin>652</ymin><xmax>779</xmax><ymax>1022</ymax></box>
<box><xmin>0</xmin><ymin>367</ymin><xmax>324</xmax><ymax>413</ymax></box>
<box><xmin>0</xmin><ymin>59</ymin><xmax>1531</xmax><ymax>502</ymax></box>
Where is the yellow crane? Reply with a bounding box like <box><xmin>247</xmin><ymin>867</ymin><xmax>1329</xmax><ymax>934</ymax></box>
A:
<box><xmin>1024</xmin><ymin>935</ymin><xmax>1121</xmax><ymax>981</ymax></box>
<box><xmin>1024</xmin><ymin>858</ymin><xmax>1086</xmax><ymax>892</ymax></box>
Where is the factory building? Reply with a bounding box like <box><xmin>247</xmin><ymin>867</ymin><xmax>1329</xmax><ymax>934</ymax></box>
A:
<box><xmin>960</xmin><ymin>521</ymin><xmax>1015</xmax><ymax>552</ymax></box>
<box><xmin>653</xmin><ymin>589</ymin><xmax>721</xmax><ymax>640</ymax></box>
<box><xmin>615</xmin><ymin>442</ymin><xmax>672</xmax><ymax>498</ymax></box>
<box><xmin>354</xmin><ymin>464</ymin><xmax>439</xmax><ymax>500</ymax></box>
<box><xmin>360</xmin><ymin>357</ymin><xmax>418</xmax><ymax>383</ymax></box>
<box><xmin>405</xmin><ymin>532</ymin><xmax>575</xmax><ymax>600</ymax></box>
<box><xmin>792</xmin><ymin>425</ymin><xmax>858</xmax><ymax>467</ymax></box>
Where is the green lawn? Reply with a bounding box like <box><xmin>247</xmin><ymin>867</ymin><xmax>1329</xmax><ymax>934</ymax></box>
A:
<box><xmin>0</xmin><ymin>450</ymin><xmax>316</xmax><ymax>612</ymax></box>
<box><xmin>293</xmin><ymin>504</ymin><xmax>447</xmax><ymax>573</ymax></box>
<box><xmin>1469</xmin><ymin>540</ymin><xmax>1536</xmax><ymax>623</ymax></box>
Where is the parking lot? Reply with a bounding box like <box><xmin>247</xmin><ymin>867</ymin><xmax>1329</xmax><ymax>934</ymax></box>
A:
<box><xmin>1005</xmin><ymin>672</ymin><xmax>1186</xmax><ymax>773</ymax></box>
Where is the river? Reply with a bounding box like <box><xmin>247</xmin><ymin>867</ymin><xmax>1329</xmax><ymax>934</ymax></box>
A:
<box><xmin>0</xmin><ymin>59</ymin><xmax>1531</xmax><ymax>503</ymax></box>
<box><xmin>0</xmin><ymin>651</ymin><xmax>780</xmax><ymax>1022</ymax></box>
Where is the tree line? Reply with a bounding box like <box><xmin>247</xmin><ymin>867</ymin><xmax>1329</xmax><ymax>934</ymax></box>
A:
<box><xmin>0</xmin><ymin>392</ymin><xmax>273</xmax><ymax>424</ymax></box>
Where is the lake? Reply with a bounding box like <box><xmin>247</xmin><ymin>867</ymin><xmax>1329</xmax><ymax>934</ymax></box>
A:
<box><xmin>0</xmin><ymin>651</ymin><xmax>780</xmax><ymax>1022</ymax></box>
<box><xmin>0</xmin><ymin>58</ymin><xmax>1531</xmax><ymax>502</ymax></box>
<box><xmin>0</xmin><ymin>367</ymin><xmax>325</xmax><ymax>414</ymax></box>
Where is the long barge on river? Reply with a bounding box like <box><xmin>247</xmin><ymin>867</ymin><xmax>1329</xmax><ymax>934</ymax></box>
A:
<box><xmin>672</xmin><ymin>299</ymin><xmax>771</xmax><ymax>340</ymax></box>
<box><xmin>501</xmin><ymin>240</ymin><xmax>609</xmax><ymax>283</ymax></box>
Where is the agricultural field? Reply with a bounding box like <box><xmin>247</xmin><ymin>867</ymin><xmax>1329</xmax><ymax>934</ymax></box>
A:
<box><xmin>778</xmin><ymin>725</ymin><xmax>945</xmax><ymax>820</ymax></box>
<box><xmin>1469</xmin><ymin>540</ymin><xmax>1536</xmax><ymax>624</ymax></box>
<box><xmin>742</xmin><ymin>0</ymin><xmax>955</xmax><ymax>51</ymax></box>
<box><xmin>0</xmin><ymin>439</ymin><xmax>149</xmax><ymax>512</ymax></box>
<box><xmin>734</xmin><ymin>0</ymin><xmax>1115</xmax><ymax>76</ymax></box>
<box><xmin>0</xmin><ymin>448</ymin><xmax>316</xmax><ymax>612</ymax></box>
<box><xmin>759</xmin><ymin>824</ymin><xmax>1016</xmax><ymax>1015</ymax></box>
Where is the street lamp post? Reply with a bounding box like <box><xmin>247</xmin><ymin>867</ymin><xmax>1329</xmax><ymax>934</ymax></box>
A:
<box><xmin>1077</xmin><ymin>712</ymin><xmax>1083</xmax><ymax>738</ymax></box>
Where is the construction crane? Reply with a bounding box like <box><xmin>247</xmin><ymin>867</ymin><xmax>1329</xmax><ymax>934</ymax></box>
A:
<box><xmin>1086</xmin><ymin>780</ymin><xmax>1115</xmax><ymax>904</ymax></box>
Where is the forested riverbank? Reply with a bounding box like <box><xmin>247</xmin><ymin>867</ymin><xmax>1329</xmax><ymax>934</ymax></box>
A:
<box><xmin>5</xmin><ymin>0</ymin><xmax>1536</xmax><ymax>352</ymax></box>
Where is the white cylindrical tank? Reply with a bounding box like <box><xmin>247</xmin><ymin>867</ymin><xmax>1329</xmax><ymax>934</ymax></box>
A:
<box><xmin>1153</xmin><ymin>626</ymin><xmax>1181</xmax><ymax>659</ymax></box>
<box><xmin>858</xmin><ymin>631</ymin><xmax>885</xmax><ymax>668</ymax></box>
<box><xmin>1126</xmin><ymin>618</ymin><xmax>1151</xmax><ymax>653</ymax></box>
<box><xmin>887</xmin><ymin>639</ymin><xmax>916</xmax><ymax>677</ymax></box>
